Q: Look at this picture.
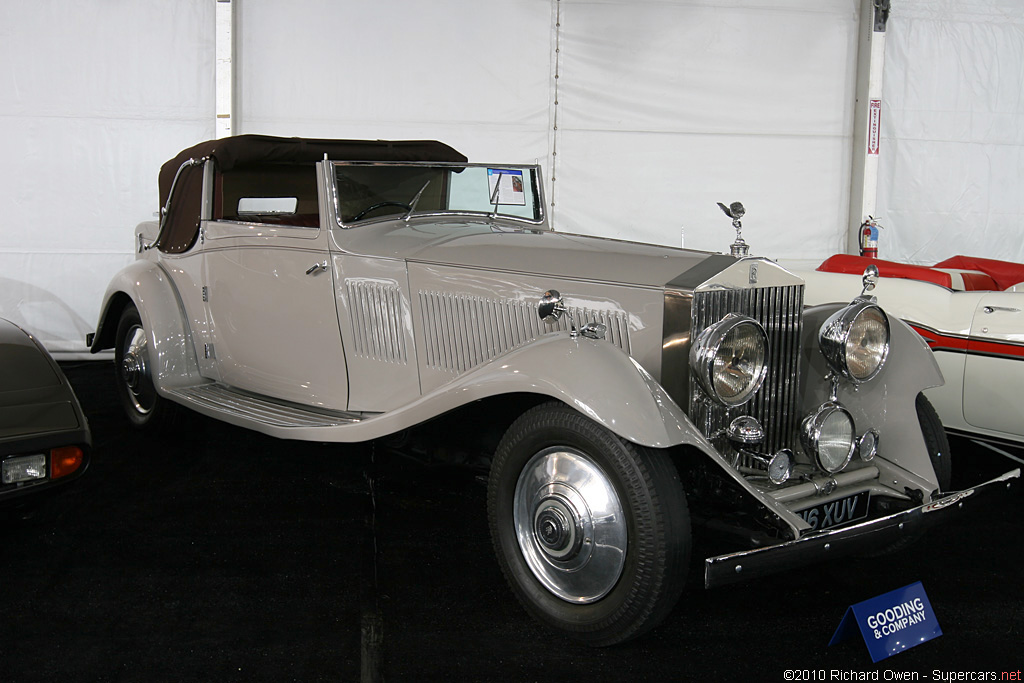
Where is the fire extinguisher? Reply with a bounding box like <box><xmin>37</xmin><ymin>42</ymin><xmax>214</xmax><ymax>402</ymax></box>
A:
<box><xmin>859</xmin><ymin>216</ymin><xmax>882</xmax><ymax>258</ymax></box>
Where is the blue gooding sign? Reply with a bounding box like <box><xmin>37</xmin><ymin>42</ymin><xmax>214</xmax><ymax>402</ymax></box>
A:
<box><xmin>829</xmin><ymin>582</ymin><xmax>942</xmax><ymax>662</ymax></box>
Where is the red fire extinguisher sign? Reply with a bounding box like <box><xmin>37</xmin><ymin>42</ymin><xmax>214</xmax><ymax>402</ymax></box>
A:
<box><xmin>868</xmin><ymin>99</ymin><xmax>881</xmax><ymax>156</ymax></box>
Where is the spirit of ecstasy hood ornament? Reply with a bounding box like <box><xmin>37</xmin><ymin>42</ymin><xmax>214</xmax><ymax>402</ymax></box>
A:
<box><xmin>717</xmin><ymin>201</ymin><xmax>749</xmax><ymax>257</ymax></box>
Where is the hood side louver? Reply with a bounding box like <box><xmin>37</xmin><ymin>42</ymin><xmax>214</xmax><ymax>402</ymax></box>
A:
<box><xmin>418</xmin><ymin>291</ymin><xmax>630</xmax><ymax>374</ymax></box>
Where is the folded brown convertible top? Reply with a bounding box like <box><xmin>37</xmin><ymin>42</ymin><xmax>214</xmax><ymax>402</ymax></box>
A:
<box><xmin>154</xmin><ymin>134</ymin><xmax>467</xmax><ymax>254</ymax></box>
<box><xmin>159</xmin><ymin>134</ymin><xmax>467</xmax><ymax>209</ymax></box>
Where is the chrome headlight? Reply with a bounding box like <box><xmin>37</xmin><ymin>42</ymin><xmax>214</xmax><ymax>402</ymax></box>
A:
<box><xmin>818</xmin><ymin>301</ymin><xmax>890</xmax><ymax>383</ymax></box>
<box><xmin>689</xmin><ymin>314</ymin><xmax>769</xmax><ymax>407</ymax></box>
<box><xmin>801</xmin><ymin>402</ymin><xmax>856</xmax><ymax>474</ymax></box>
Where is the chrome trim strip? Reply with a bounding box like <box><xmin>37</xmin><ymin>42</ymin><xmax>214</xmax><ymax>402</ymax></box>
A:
<box><xmin>660</xmin><ymin>288</ymin><xmax>693</xmax><ymax>410</ymax></box>
<box><xmin>159</xmin><ymin>156</ymin><xmax>209</xmax><ymax>231</ymax></box>
<box><xmin>148</xmin><ymin>155</ymin><xmax>210</xmax><ymax>252</ymax></box>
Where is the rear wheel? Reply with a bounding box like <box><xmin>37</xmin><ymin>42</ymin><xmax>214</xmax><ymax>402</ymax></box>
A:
<box><xmin>114</xmin><ymin>305</ymin><xmax>177</xmax><ymax>429</ymax></box>
<box><xmin>487</xmin><ymin>402</ymin><xmax>690</xmax><ymax>646</ymax></box>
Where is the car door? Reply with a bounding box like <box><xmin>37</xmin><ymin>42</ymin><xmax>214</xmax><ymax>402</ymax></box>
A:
<box><xmin>963</xmin><ymin>291</ymin><xmax>1024</xmax><ymax>435</ymax></box>
<box><xmin>202</xmin><ymin>219</ymin><xmax>350</xmax><ymax>411</ymax></box>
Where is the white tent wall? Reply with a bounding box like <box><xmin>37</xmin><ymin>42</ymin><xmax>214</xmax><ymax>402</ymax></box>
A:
<box><xmin>234</xmin><ymin>0</ymin><xmax>555</xmax><ymax>167</ymax></box>
<box><xmin>0</xmin><ymin>1</ymin><xmax>215</xmax><ymax>356</ymax></box>
<box><xmin>236</xmin><ymin>0</ymin><xmax>861</xmax><ymax>258</ymax></box>
<box><xmin>552</xmin><ymin>1</ymin><xmax>859</xmax><ymax>257</ymax></box>
<box><xmin>878</xmin><ymin>0</ymin><xmax>1024</xmax><ymax>265</ymax></box>
<box><xmin>6</xmin><ymin>1</ymin><xmax>1020</xmax><ymax>356</ymax></box>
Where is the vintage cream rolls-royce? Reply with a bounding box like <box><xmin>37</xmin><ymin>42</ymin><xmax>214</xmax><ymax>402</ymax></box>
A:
<box><xmin>88</xmin><ymin>136</ymin><xmax>1018</xmax><ymax>645</ymax></box>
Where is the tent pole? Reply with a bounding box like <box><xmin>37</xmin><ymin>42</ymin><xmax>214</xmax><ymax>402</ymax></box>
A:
<box><xmin>216</xmin><ymin>0</ymin><xmax>235</xmax><ymax>138</ymax></box>
<box><xmin>847</xmin><ymin>0</ymin><xmax>889</xmax><ymax>255</ymax></box>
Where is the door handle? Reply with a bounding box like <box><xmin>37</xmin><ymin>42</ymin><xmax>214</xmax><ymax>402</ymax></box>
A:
<box><xmin>983</xmin><ymin>305</ymin><xmax>1019</xmax><ymax>314</ymax></box>
<box><xmin>305</xmin><ymin>260</ymin><xmax>329</xmax><ymax>275</ymax></box>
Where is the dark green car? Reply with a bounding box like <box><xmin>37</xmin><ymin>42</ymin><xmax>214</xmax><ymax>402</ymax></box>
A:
<box><xmin>1</xmin><ymin>317</ymin><xmax>90</xmax><ymax>514</ymax></box>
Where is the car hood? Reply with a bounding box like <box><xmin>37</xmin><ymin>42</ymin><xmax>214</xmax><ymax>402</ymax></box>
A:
<box><xmin>0</xmin><ymin>318</ymin><xmax>83</xmax><ymax>439</ymax></box>
<box><xmin>340</xmin><ymin>220</ymin><xmax>725</xmax><ymax>288</ymax></box>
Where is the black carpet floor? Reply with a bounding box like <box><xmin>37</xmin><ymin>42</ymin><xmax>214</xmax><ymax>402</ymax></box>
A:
<box><xmin>1</xmin><ymin>361</ymin><xmax>1021</xmax><ymax>682</ymax></box>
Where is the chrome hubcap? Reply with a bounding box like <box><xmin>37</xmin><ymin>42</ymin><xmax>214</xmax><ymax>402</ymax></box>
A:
<box><xmin>120</xmin><ymin>325</ymin><xmax>153</xmax><ymax>414</ymax></box>
<box><xmin>514</xmin><ymin>448</ymin><xmax>627</xmax><ymax>603</ymax></box>
<box><xmin>122</xmin><ymin>354</ymin><xmax>142</xmax><ymax>391</ymax></box>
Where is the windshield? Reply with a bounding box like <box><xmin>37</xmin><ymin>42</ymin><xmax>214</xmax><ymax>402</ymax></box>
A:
<box><xmin>332</xmin><ymin>162</ymin><xmax>544</xmax><ymax>226</ymax></box>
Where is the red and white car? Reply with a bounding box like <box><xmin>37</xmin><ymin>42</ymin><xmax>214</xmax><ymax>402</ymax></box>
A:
<box><xmin>802</xmin><ymin>254</ymin><xmax>1024</xmax><ymax>447</ymax></box>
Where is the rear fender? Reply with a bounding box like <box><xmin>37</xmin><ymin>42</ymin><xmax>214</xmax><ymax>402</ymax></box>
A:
<box><xmin>90</xmin><ymin>260</ymin><xmax>201</xmax><ymax>391</ymax></box>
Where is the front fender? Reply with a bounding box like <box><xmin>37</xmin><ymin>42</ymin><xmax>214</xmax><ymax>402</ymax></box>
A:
<box><xmin>339</xmin><ymin>331</ymin><xmax>709</xmax><ymax>450</ymax></box>
<box><xmin>801</xmin><ymin>302</ymin><xmax>945</xmax><ymax>495</ymax></box>
<box><xmin>449</xmin><ymin>332</ymin><xmax>705</xmax><ymax>450</ymax></box>
<box><xmin>91</xmin><ymin>260</ymin><xmax>201</xmax><ymax>391</ymax></box>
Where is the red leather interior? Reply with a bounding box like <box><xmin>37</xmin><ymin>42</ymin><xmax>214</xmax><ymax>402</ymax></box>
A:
<box><xmin>933</xmin><ymin>255</ymin><xmax>1024</xmax><ymax>291</ymax></box>
<box><xmin>816</xmin><ymin>254</ymin><xmax>1022</xmax><ymax>291</ymax></box>
<box><xmin>817</xmin><ymin>254</ymin><xmax>954</xmax><ymax>287</ymax></box>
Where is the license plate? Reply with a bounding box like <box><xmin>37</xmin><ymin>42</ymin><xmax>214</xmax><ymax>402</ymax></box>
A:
<box><xmin>796</xmin><ymin>491</ymin><xmax>870</xmax><ymax>531</ymax></box>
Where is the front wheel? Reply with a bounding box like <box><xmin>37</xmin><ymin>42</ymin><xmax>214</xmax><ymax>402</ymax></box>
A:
<box><xmin>862</xmin><ymin>392</ymin><xmax>952</xmax><ymax>557</ymax></box>
<box><xmin>917</xmin><ymin>392</ymin><xmax>951</xmax><ymax>493</ymax></box>
<box><xmin>487</xmin><ymin>402</ymin><xmax>690</xmax><ymax>646</ymax></box>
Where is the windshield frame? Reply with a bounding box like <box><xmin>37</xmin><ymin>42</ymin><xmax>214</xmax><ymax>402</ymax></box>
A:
<box><xmin>326</xmin><ymin>160</ymin><xmax>548</xmax><ymax>229</ymax></box>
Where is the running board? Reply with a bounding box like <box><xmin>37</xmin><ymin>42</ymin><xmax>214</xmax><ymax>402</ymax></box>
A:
<box><xmin>166</xmin><ymin>383</ymin><xmax>362</xmax><ymax>429</ymax></box>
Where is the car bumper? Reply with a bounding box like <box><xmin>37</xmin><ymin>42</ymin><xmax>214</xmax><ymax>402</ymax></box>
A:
<box><xmin>1</xmin><ymin>429</ymin><xmax>92</xmax><ymax>507</ymax></box>
<box><xmin>703</xmin><ymin>468</ymin><xmax>1020</xmax><ymax>589</ymax></box>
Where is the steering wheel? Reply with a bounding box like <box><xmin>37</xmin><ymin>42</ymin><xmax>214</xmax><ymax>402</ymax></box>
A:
<box><xmin>351</xmin><ymin>201</ymin><xmax>413</xmax><ymax>222</ymax></box>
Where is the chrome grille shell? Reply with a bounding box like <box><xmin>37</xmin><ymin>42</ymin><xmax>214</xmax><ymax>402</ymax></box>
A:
<box><xmin>663</xmin><ymin>258</ymin><xmax>804</xmax><ymax>456</ymax></box>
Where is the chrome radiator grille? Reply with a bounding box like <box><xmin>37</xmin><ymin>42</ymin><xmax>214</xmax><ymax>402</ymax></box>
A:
<box><xmin>689</xmin><ymin>284</ymin><xmax>804</xmax><ymax>454</ymax></box>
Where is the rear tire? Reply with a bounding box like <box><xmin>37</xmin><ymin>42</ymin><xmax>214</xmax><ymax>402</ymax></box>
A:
<box><xmin>487</xmin><ymin>402</ymin><xmax>690</xmax><ymax>646</ymax></box>
<box><xmin>114</xmin><ymin>304</ymin><xmax>178</xmax><ymax>429</ymax></box>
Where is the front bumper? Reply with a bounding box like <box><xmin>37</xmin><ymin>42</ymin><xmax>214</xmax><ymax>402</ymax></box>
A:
<box><xmin>704</xmin><ymin>468</ymin><xmax>1019</xmax><ymax>588</ymax></box>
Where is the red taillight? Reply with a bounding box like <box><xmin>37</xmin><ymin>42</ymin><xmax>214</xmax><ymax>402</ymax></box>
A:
<box><xmin>50</xmin><ymin>446</ymin><xmax>84</xmax><ymax>479</ymax></box>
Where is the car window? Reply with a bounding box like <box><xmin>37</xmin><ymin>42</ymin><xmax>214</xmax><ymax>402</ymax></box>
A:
<box><xmin>216</xmin><ymin>164</ymin><xmax>320</xmax><ymax>228</ymax></box>
<box><xmin>335</xmin><ymin>166</ymin><xmax>449</xmax><ymax>223</ymax></box>
<box><xmin>333</xmin><ymin>162</ymin><xmax>543</xmax><ymax>225</ymax></box>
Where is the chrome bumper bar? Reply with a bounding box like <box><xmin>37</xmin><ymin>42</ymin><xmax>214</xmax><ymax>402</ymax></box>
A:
<box><xmin>704</xmin><ymin>468</ymin><xmax>1019</xmax><ymax>589</ymax></box>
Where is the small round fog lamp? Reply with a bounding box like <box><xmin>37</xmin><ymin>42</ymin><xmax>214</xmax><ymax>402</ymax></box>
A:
<box><xmin>801</xmin><ymin>402</ymin><xmax>857</xmax><ymax>474</ymax></box>
<box><xmin>858</xmin><ymin>429</ymin><xmax>879</xmax><ymax>462</ymax></box>
<box><xmin>766</xmin><ymin>449</ymin><xmax>793</xmax><ymax>485</ymax></box>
